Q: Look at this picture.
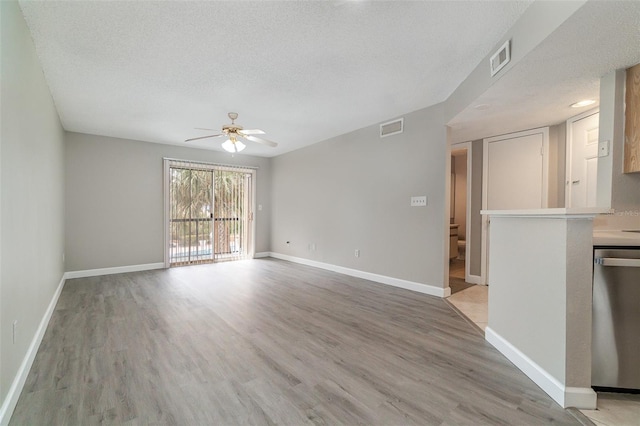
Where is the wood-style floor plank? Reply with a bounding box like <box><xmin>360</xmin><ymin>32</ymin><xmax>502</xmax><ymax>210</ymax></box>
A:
<box><xmin>10</xmin><ymin>258</ymin><xmax>580</xmax><ymax>425</ymax></box>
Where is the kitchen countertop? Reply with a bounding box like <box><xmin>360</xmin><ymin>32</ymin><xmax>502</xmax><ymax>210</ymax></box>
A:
<box><xmin>481</xmin><ymin>207</ymin><xmax>610</xmax><ymax>217</ymax></box>
<box><xmin>593</xmin><ymin>230</ymin><xmax>640</xmax><ymax>247</ymax></box>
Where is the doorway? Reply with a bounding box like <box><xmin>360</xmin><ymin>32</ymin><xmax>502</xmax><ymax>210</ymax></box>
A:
<box><xmin>448</xmin><ymin>143</ymin><xmax>488</xmax><ymax>330</ymax></box>
<box><xmin>449</xmin><ymin>145</ymin><xmax>471</xmax><ymax>294</ymax></box>
<box><xmin>566</xmin><ymin>108</ymin><xmax>599</xmax><ymax>208</ymax></box>
<box><xmin>164</xmin><ymin>159</ymin><xmax>255</xmax><ymax>267</ymax></box>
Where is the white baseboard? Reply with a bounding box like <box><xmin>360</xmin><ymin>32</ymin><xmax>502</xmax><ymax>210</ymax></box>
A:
<box><xmin>253</xmin><ymin>252</ymin><xmax>270</xmax><ymax>259</ymax></box>
<box><xmin>0</xmin><ymin>274</ymin><xmax>66</xmax><ymax>426</ymax></box>
<box><xmin>64</xmin><ymin>262</ymin><xmax>165</xmax><ymax>279</ymax></box>
<box><xmin>485</xmin><ymin>327</ymin><xmax>597</xmax><ymax>409</ymax></box>
<box><xmin>269</xmin><ymin>252</ymin><xmax>450</xmax><ymax>297</ymax></box>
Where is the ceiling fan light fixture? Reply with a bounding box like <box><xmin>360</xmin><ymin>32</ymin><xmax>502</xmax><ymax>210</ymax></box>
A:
<box><xmin>222</xmin><ymin>139</ymin><xmax>246</xmax><ymax>153</ymax></box>
<box><xmin>186</xmin><ymin>113</ymin><xmax>276</xmax><ymax>152</ymax></box>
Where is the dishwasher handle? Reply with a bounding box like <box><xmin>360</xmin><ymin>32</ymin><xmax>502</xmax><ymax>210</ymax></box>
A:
<box><xmin>594</xmin><ymin>257</ymin><xmax>640</xmax><ymax>267</ymax></box>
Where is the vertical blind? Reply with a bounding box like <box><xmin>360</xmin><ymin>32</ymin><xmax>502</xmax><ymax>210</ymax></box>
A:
<box><xmin>165</xmin><ymin>159</ymin><xmax>255</xmax><ymax>267</ymax></box>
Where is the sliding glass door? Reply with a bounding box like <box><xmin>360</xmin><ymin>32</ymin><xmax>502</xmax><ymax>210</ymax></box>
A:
<box><xmin>213</xmin><ymin>169</ymin><xmax>252</xmax><ymax>262</ymax></box>
<box><xmin>168</xmin><ymin>167</ymin><xmax>214</xmax><ymax>265</ymax></box>
<box><xmin>165</xmin><ymin>159</ymin><xmax>255</xmax><ymax>267</ymax></box>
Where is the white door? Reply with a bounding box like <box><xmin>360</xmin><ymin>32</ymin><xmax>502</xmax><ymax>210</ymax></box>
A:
<box><xmin>484</xmin><ymin>128</ymin><xmax>548</xmax><ymax>210</ymax></box>
<box><xmin>481</xmin><ymin>128</ymin><xmax>549</xmax><ymax>284</ymax></box>
<box><xmin>567</xmin><ymin>110</ymin><xmax>599</xmax><ymax>208</ymax></box>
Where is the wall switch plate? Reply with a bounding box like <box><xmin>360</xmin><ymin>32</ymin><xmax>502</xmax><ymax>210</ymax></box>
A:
<box><xmin>12</xmin><ymin>320</ymin><xmax>18</xmax><ymax>344</ymax></box>
<box><xmin>411</xmin><ymin>196</ymin><xmax>427</xmax><ymax>207</ymax></box>
<box><xmin>598</xmin><ymin>140</ymin><xmax>610</xmax><ymax>157</ymax></box>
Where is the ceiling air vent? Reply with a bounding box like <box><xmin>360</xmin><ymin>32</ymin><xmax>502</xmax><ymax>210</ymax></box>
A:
<box><xmin>490</xmin><ymin>40</ymin><xmax>511</xmax><ymax>77</ymax></box>
<box><xmin>380</xmin><ymin>118</ymin><xmax>404</xmax><ymax>138</ymax></box>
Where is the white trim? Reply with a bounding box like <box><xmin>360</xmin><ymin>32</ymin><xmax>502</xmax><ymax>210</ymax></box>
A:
<box><xmin>249</xmin><ymin>170</ymin><xmax>257</xmax><ymax>259</ymax></box>
<box><xmin>485</xmin><ymin>327</ymin><xmax>597</xmax><ymax>409</ymax></box>
<box><xmin>162</xmin><ymin>157</ymin><xmax>259</xmax><ymax>170</ymax></box>
<box><xmin>0</xmin><ymin>275</ymin><xmax>66</xmax><ymax>426</ymax></box>
<box><xmin>253</xmin><ymin>252</ymin><xmax>270</xmax><ymax>258</ymax></box>
<box><xmin>451</xmin><ymin>141</ymin><xmax>473</xmax><ymax>284</ymax></box>
<box><xmin>269</xmin><ymin>252</ymin><xmax>450</xmax><ymax>297</ymax></box>
<box><xmin>163</xmin><ymin>159</ymin><xmax>171</xmax><ymax>268</ymax></box>
<box><xmin>64</xmin><ymin>262</ymin><xmax>165</xmax><ymax>279</ymax></box>
<box><xmin>565</xmin><ymin>108</ymin><xmax>599</xmax><ymax>208</ymax></box>
<box><xmin>379</xmin><ymin>117</ymin><xmax>404</xmax><ymax>138</ymax></box>
<box><xmin>465</xmin><ymin>274</ymin><xmax>484</xmax><ymax>285</ymax></box>
<box><xmin>490</xmin><ymin>39</ymin><xmax>511</xmax><ymax>77</ymax></box>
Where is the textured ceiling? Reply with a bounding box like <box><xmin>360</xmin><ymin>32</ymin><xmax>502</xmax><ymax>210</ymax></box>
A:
<box><xmin>449</xmin><ymin>0</ymin><xmax>640</xmax><ymax>143</ymax></box>
<box><xmin>19</xmin><ymin>0</ymin><xmax>532</xmax><ymax>157</ymax></box>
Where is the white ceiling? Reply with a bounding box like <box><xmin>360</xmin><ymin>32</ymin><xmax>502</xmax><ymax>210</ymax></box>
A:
<box><xmin>18</xmin><ymin>0</ymin><xmax>533</xmax><ymax>157</ymax></box>
<box><xmin>449</xmin><ymin>0</ymin><xmax>640</xmax><ymax>143</ymax></box>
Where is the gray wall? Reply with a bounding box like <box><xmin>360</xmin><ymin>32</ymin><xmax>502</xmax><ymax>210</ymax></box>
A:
<box><xmin>0</xmin><ymin>0</ymin><xmax>66</xmax><ymax>404</ymax></box>
<box><xmin>555</xmin><ymin>122</ymin><xmax>567</xmax><ymax>208</ymax></box>
<box><xmin>488</xmin><ymin>216</ymin><xmax>594</xmax><ymax>389</ymax></box>
<box><xmin>547</xmin><ymin>122</ymin><xmax>567</xmax><ymax>208</ymax></box>
<box><xmin>271</xmin><ymin>104</ymin><xmax>447</xmax><ymax>287</ymax></box>
<box><xmin>65</xmin><ymin>133</ymin><xmax>272</xmax><ymax>271</ymax></box>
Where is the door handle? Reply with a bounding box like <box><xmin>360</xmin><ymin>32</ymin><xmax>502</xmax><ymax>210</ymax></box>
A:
<box><xmin>572</xmin><ymin>180</ymin><xmax>580</xmax><ymax>184</ymax></box>
<box><xmin>595</xmin><ymin>257</ymin><xmax>640</xmax><ymax>267</ymax></box>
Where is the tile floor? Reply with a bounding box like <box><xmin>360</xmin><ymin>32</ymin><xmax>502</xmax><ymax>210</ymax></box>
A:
<box><xmin>447</xmin><ymin>284</ymin><xmax>640</xmax><ymax>425</ymax></box>
<box><xmin>580</xmin><ymin>392</ymin><xmax>640</xmax><ymax>426</ymax></box>
<box><xmin>447</xmin><ymin>284</ymin><xmax>488</xmax><ymax>331</ymax></box>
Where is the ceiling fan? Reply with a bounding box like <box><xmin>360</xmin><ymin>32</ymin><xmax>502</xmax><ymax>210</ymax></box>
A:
<box><xmin>185</xmin><ymin>112</ymin><xmax>278</xmax><ymax>153</ymax></box>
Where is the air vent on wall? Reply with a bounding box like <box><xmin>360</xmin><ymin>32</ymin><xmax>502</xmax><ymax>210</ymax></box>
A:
<box><xmin>490</xmin><ymin>40</ymin><xmax>511</xmax><ymax>77</ymax></box>
<box><xmin>380</xmin><ymin>118</ymin><xmax>404</xmax><ymax>138</ymax></box>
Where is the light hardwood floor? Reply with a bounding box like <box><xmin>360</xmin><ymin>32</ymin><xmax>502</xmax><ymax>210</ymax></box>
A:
<box><xmin>11</xmin><ymin>259</ymin><xmax>582</xmax><ymax>425</ymax></box>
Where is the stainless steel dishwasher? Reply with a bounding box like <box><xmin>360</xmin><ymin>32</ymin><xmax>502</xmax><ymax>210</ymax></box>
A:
<box><xmin>592</xmin><ymin>247</ymin><xmax>640</xmax><ymax>391</ymax></box>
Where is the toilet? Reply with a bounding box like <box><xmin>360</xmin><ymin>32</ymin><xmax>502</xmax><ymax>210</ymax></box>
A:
<box><xmin>457</xmin><ymin>239</ymin><xmax>466</xmax><ymax>260</ymax></box>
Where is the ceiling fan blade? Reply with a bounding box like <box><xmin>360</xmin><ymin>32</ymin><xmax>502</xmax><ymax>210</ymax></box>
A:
<box><xmin>243</xmin><ymin>135</ymin><xmax>278</xmax><ymax>148</ymax></box>
<box><xmin>240</xmin><ymin>129</ymin><xmax>265</xmax><ymax>135</ymax></box>
<box><xmin>185</xmin><ymin>134</ymin><xmax>224</xmax><ymax>142</ymax></box>
<box><xmin>194</xmin><ymin>127</ymin><xmax>217</xmax><ymax>131</ymax></box>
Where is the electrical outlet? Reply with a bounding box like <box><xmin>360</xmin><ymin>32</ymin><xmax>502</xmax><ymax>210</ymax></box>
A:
<box><xmin>411</xmin><ymin>196</ymin><xmax>427</xmax><ymax>207</ymax></box>
<box><xmin>355</xmin><ymin>249</ymin><xmax>360</xmax><ymax>258</ymax></box>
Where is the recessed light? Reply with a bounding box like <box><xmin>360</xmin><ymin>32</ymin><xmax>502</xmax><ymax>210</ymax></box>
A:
<box><xmin>571</xmin><ymin>99</ymin><xmax>596</xmax><ymax>108</ymax></box>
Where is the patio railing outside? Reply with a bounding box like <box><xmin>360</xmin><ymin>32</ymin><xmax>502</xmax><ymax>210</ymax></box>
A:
<box><xmin>169</xmin><ymin>217</ymin><xmax>245</xmax><ymax>265</ymax></box>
